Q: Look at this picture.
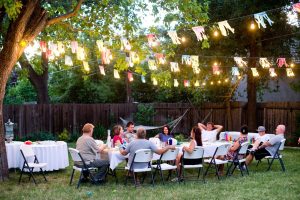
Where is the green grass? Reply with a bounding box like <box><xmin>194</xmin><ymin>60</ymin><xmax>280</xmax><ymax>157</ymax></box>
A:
<box><xmin>0</xmin><ymin>147</ymin><xmax>300</xmax><ymax>200</ymax></box>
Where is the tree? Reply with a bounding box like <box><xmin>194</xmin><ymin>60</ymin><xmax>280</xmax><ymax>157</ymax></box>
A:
<box><xmin>0</xmin><ymin>0</ymin><xmax>83</xmax><ymax>180</ymax></box>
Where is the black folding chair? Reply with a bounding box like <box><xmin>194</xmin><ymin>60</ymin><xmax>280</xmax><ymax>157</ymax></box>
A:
<box><xmin>68</xmin><ymin>148</ymin><xmax>97</xmax><ymax>188</ymax></box>
<box><xmin>226</xmin><ymin>142</ymin><xmax>250</xmax><ymax>176</ymax></box>
<box><xmin>257</xmin><ymin>139</ymin><xmax>286</xmax><ymax>172</ymax></box>
<box><xmin>203</xmin><ymin>144</ymin><xmax>231</xmax><ymax>180</ymax></box>
<box><xmin>19</xmin><ymin>145</ymin><xmax>47</xmax><ymax>185</ymax></box>
<box><xmin>124</xmin><ymin>149</ymin><xmax>154</xmax><ymax>187</ymax></box>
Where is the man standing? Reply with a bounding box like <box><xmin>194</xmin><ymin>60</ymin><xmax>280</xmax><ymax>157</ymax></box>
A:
<box><xmin>76</xmin><ymin>123</ymin><xmax>109</xmax><ymax>184</ymax></box>
<box><xmin>198</xmin><ymin>122</ymin><xmax>223</xmax><ymax>142</ymax></box>
<box><xmin>123</xmin><ymin>121</ymin><xmax>136</xmax><ymax>143</ymax></box>
<box><xmin>246</xmin><ymin>124</ymin><xmax>286</xmax><ymax>165</ymax></box>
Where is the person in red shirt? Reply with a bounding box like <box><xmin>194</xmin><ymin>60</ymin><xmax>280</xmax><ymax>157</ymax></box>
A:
<box><xmin>112</xmin><ymin>125</ymin><xmax>124</xmax><ymax>147</ymax></box>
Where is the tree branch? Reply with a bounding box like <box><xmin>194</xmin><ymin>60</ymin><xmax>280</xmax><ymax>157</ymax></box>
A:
<box><xmin>46</xmin><ymin>0</ymin><xmax>84</xmax><ymax>26</ymax></box>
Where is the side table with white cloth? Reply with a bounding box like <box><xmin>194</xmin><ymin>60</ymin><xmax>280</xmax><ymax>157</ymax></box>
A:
<box><xmin>6</xmin><ymin>141</ymin><xmax>69</xmax><ymax>171</ymax></box>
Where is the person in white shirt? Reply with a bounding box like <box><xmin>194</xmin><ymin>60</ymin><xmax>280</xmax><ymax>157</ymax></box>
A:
<box><xmin>255</xmin><ymin>126</ymin><xmax>270</xmax><ymax>143</ymax></box>
<box><xmin>198</xmin><ymin>122</ymin><xmax>223</xmax><ymax>142</ymax></box>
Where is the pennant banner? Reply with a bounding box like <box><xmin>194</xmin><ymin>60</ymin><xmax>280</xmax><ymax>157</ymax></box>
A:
<box><xmin>148</xmin><ymin>60</ymin><xmax>157</xmax><ymax>70</ymax></box>
<box><xmin>277</xmin><ymin>58</ymin><xmax>288</xmax><ymax>68</ymax></box>
<box><xmin>192</xmin><ymin>26</ymin><xmax>207</xmax><ymax>41</ymax></box>
<box><xmin>168</xmin><ymin>31</ymin><xmax>181</xmax><ymax>44</ymax></box>
<box><xmin>254</xmin><ymin>12</ymin><xmax>274</xmax><ymax>29</ymax></box>
<box><xmin>259</xmin><ymin>58</ymin><xmax>272</xmax><ymax>68</ymax></box>
<box><xmin>170</xmin><ymin>62</ymin><xmax>180</xmax><ymax>72</ymax></box>
<box><xmin>99</xmin><ymin>65</ymin><xmax>105</xmax><ymax>75</ymax></box>
<box><xmin>234</xmin><ymin>57</ymin><xmax>247</xmax><ymax>68</ymax></box>
<box><xmin>218</xmin><ymin>20</ymin><xmax>234</xmax><ymax>36</ymax></box>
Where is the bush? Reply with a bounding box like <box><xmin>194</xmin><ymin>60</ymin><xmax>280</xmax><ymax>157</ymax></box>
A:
<box><xmin>93</xmin><ymin>124</ymin><xmax>107</xmax><ymax>140</ymax></box>
<box><xmin>174</xmin><ymin>134</ymin><xmax>185</xmax><ymax>142</ymax></box>
<box><xmin>58</xmin><ymin>128</ymin><xmax>69</xmax><ymax>141</ymax></box>
<box><xmin>134</xmin><ymin>104</ymin><xmax>156</xmax><ymax>126</ymax></box>
<box><xmin>69</xmin><ymin>131</ymin><xmax>80</xmax><ymax>142</ymax></box>
<box><xmin>289</xmin><ymin>111</ymin><xmax>300</xmax><ymax>146</ymax></box>
<box><xmin>20</xmin><ymin>132</ymin><xmax>56</xmax><ymax>141</ymax></box>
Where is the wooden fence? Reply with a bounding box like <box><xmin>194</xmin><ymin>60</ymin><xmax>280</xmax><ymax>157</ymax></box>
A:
<box><xmin>3</xmin><ymin>102</ymin><xmax>300</xmax><ymax>142</ymax></box>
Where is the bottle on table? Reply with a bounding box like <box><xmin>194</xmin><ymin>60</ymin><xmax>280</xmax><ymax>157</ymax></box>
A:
<box><xmin>106</xmin><ymin>129</ymin><xmax>112</xmax><ymax>148</ymax></box>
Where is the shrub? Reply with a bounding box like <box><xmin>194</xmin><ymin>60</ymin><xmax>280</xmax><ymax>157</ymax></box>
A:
<box><xmin>134</xmin><ymin>104</ymin><xmax>156</xmax><ymax>126</ymax></box>
<box><xmin>58</xmin><ymin>128</ymin><xmax>69</xmax><ymax>141</ymax></box>
<box><xmin>93</xmin><ymin>124</ymin><xmax>107</xmax><ymax>140</ymax></box>
<box><xmin>21</xmin><ymin>132</ymin><xmax>56</xmax><ymax>141</ymax></box>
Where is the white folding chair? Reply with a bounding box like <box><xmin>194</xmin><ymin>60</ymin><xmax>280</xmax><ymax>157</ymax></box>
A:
<box><xmin>19</xmin><ymin>145</ymin><xmax>47</xmax><ymax>185</ymax></box>
<box><xmin>226</xmin><ymin>142</ymin><xmax>250</xmax><ymax>176</ymax></box>
<box><xmin>181</xmin><ymin>146</ymin><xmax>204</xmax><ymax>183</ymax></box>
<box><xmin>264</xmin><ymin>139</ymin><xmax>286</xmax><ymax>172</ymax></box>
<box><xmin>68</xmin><ymin>148</ymin><xmax>97</xmax><ymax>188</ymax></box>
<box><xmin>203</xmin><ymin>144</ymin><xmax>230</xmax><ymax>180</ymax></box>
<box><xmin>125</xmin><ymin>149</ymin><xmax>154</xmax><ymax>187</ymax></box>
<box><xmin>152</xmin><ymin>148</ymin><xmax>179</xmax><ymax>184</ymax></box>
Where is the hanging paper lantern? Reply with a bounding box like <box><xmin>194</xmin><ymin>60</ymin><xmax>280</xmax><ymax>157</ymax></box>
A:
<box><xmin>65</xmin><ymin>55</ymin><xmax>73</xmax><ymax>66</ymax></box>
<box><xmin>141</xmin><ymin>76</ymin><xmax>146</xmax><ymax>83</ymax></box>
<box><xmin>277</xmin><ymin>58</ymin><xmax>288</xmax><ymax>68</ymax></box>
<box><xmin>251</xmin><ymin>68</ymin><xmax>259</xmax><ymax>77</ymax></box>
<box><xmin>234</xmin><ymin>57</ymin><xmax>247</xmax><ymax>68</ymax></box>
<box><xmin>259</xmin><ymin>58</ymin><xmax>271</xmax><ymax>68</ymax></box>
<box><xmin>191</xmin><ymin>56</ymin><xmax>199</xmax><ymax>68</ymax></box>
<box><xmin>99</xmin><ymin>65</ymin><xmax>105</xmax><ymax>75</ymax></box>
<box><xmin>192</xmin><ymin>26</ymin><xmax>207</xmax><ymax>41</ymax></box>
<box><xmin>128</xmin><ymin>72</ymin><xmax>134</xmax><ymax>82</ymax></box>
<box><xmin>174</xmin><ymin>79</ymin><xmax>179</xmax><ymax>87</ymax></box>
<box><xmin>232</xmin><ymin>67</ymin><xmax>240</xmax><ymax>76</ymax></box>
<box><xmin>269</xmin><ymin>68</ymin><xmax>277</xmax><ymax>77</ymax></box>
<box><xmin>148</xmin><ymin>60</ymin><xmax>157</xmax><ymax>70</ymax></box>
<box><xmin>254</xmin><ymin>12</ymin><xmax>274</xmax><ymax>29</ymax></box>
<box><xmin>168</xmin><ymin>31</ymin><xmax>181</xmax><ymax>44</ymax></box>
<box><xmin>39</xmin><ymin>41</ymin><xmax>47</xmax><ymax>52</ymax></box>
<box><xmin>102</xmin><ymin>48</ymin><xmax>112</xmax><ymax>64</ymax></box>
<box><xmin>57</xmin><ymin>41</ymin><xmax>65</xmax><ymax>54</ymax></box>
<box><xmin>152</xmin><ymin>77</ymin><xmax>158</xmax><ymax>85</ymax></box>
<box><xmin>293</xmin><ymin>3</ymin><xmax>300</xmax><ymax>13</ymax></box>
<box><xmin>218</xmin><ymin>20</ymin><xmax>234</xmax><ymax>36</ymax></box>
<box><xmin>155</xmin><ymin>53</ymin><xmax>166</xmax><ymax>65</ymax></box>
<box><xmin>170</xmin><ymin>62</ymin><xmax>180</xmax><ymax>72</ymax></box>
<box><xmin>212</xmin><ymin>62</ymin><xmax>220</xmax><ymax>75</ymax></box>
<box><xmin>71</xmin><ymin>41</ymin><xmax>78</xmax><ymax>53</ymax></box>
<box><xmin>120</xmin><ymin>38</ymin><xmax>131</xmax><ymax>51</ymax></box>
<box><xmin>184</xmin><ymin>80</ymin><xmax>190</xmax><ymax>87</ymax></box>
<box><xmin>129</xmin><ymin>51</ymin><xmax>139</xmax><ymax>67</ymax></box>
<box><xmin>96</xmin><ymin>40</ymin><xmax>104</xmax><ymax>51</ymax></box>
<box><xmin>182</xmin><ymin>55</ymin><xmax>192</xmax><ymax>65</ymax></box>
<box><xmin>83</xmin><ymin>61</ymin><xmax>90</xmax><ymax>72</ymax></box>
<box><xmin>194</xmin><ymin>80</ymin><xmax>200</xmax><ymax>87</ymax></box>
<box><xmin>114</xmin><ymin>69</ymin><xmax>120</xmax><ymax>79</ymax></box>
<box><xmin>51</xmin><ymin>43</ymin><xmax>60</xmax><ymax>57</ymax></box>
<box><xmin>286</xmin><ymin>68</ymin><xmax>295</xmax><ymax>77</ymax></box>
<box><xmin>147</xmin><ymin>34</ymin><xmax>159</xmax><ymax>47</ymax></box>
<box><xmin>77</xmin><ymin>47</ymin><xmax>85</xmax><ymax>61</ymax></box>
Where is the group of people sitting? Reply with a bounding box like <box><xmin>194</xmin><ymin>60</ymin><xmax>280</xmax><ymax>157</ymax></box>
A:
<box><xmin>75</xmin><ymin>120</ymin><xmax>286</xmax><ymax>185</ymax></box>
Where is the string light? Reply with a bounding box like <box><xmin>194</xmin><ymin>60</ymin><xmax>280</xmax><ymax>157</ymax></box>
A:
<box><xmin>213</xmin><ymin>30</ymin><xmax>219</xmax><ymax>37</ymax></box>
<box><xmin>290</xmin><ymin>63</ymin><xmax>295</xmax><ymax>68</ymax></box>
<box><xmin>218</xmin><ymin>80</ymin><xmax>221</xmax><ymax>84</ymax></box>
<box><xmin>210</xmin><ymin>81</ymin><xmax>214</xmax><ymax>85</ymax></box>
<box><xmin>181</xmin><ymin>37</ymin><xmax>186</xmax><ymax>42</ymax></box>
<box><xmin>202</xmin><ymin>82</ymin><xmax>206</xmax><ymax>86</ymax></box>
<box><xmin>250</xmin><ymin>22</ymin><xmax>256</xmax><ymax>30</ymax></box>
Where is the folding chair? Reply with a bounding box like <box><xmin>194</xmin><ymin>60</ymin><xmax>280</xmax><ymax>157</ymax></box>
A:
<box><xmin>68</xmin><ymin>148</ymin><xmax>97</xmax><ymax>188</ymax></box>
<box><xmin>257</xmin><ymin>139</ymin><xmax>286</xmax><ymax>172</ymax></box>
<box><xmin>152</xmin><ymin>148</ymin><xmax>179</xmax><ymax>184</ymax></box>
<box><xmin>203</xmin><ymin>144</ymin><xmax>230</xmax><ymax>180</ymax></box>
<box><xmin>19</xmin><ymin>145</ymin><xmax>47</xmax><ymax>185</ymax></box>
<box><xmin>125</xmin><ymin>149</ymin><xmax>154</xmax><ymax>187</ymax></box>
<box><xmin>226</xmin><ymin>142</ymin><xmax>250</xmax><ymax>176</ymax></box>
<box><xmin>181</xmin><ymin>146</ymin><xmax>204</xmax><ymax>183</ymax></box>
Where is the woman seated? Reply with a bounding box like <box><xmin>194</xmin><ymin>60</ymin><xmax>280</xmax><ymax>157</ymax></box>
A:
<box><xmin>175</xmin><ymin>126</ymin><xmax>202</xmax><ymax>180</ymax></box>
<box><xmin>155</xmin><ymin>125</ymin><xmax>172</xmax><ymax>143</ymax></box>
<box><xmin>218</xmin><ymin>125</ymin><xmax>248</xmax><ymax>174</ymax></box>
<box><xmin>112</xmin><ymin>125</ymin><xmax>124</xmax><ymax>147</ymax></box>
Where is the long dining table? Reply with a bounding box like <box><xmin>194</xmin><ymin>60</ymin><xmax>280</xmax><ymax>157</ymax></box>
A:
<box><xmin>101</xmin><ymin>140</ymin><xmax>233</xmax><ymax>170</ymax></box>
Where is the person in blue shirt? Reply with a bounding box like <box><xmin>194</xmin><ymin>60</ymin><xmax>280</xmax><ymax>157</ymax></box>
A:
<box><xmin>155</xmin><ymin>125</ymin><xmax>173</xmax><ymax>142</ymax></box>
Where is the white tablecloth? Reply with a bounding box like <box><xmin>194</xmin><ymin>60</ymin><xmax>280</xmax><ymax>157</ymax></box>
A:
<box><xmin>104</xmin><ymin>141</ymin><xmax>233</xmax><ymax>170</ymax></box>
<box><xmin>5</xmin><ymin>141</ymin><xmax>69</xmax><ymax>171</ymax></box>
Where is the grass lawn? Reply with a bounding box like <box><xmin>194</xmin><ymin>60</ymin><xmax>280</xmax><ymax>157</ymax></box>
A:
<box><xmin>0</xmin><ymin>145</ymin><xmax>299</xmax><ymax>200</ymax></box>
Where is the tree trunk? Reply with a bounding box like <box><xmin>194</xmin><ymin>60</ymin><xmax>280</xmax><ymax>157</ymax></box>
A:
<box><xmin>20</xmin><ymin>52</ymin><xmax>50</xmax><ymax>104</ymax></box>
<box><xmin>247</xmin><ymin>35</ymin><xmax>261</xmax><ymax>132</ymax></box>
<box><xmin>0</xmin><ymin>0</ymin><xmax>48</xmax><ymax>180</ymax></box>
<box><xmin>225</xmin><ymin>100</ymin><xmax>233</xmax><ymax>130</ymax></box>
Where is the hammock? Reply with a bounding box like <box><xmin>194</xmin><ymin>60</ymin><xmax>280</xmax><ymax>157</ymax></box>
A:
<box><xmin>120</xmin><ymin>108</ymin><xmax>190</xmax><ymax>131</ymax></box>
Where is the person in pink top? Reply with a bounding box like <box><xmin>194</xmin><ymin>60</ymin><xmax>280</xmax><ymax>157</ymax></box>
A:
<box><xmin>112</xmin><ymin>125</ymin><xmax>124</xmax><ymax>147</ymax></box>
